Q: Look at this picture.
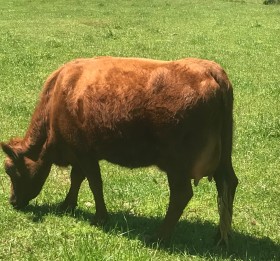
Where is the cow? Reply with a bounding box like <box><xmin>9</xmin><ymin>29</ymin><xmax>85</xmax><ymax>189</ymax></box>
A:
<box><xmin>1</xmin><ymin>56</ymin><xmax>238</xmax><ymax>246</ymax></box>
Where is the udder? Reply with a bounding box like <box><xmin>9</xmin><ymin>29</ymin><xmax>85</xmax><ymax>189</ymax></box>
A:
<box><xmin>190</xmin><ymin>135</ymin><xmax>221</xmax><ymax>186</ymax></box>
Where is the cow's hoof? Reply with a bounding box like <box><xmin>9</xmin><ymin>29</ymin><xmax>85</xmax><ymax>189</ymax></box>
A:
<box><xmin>91</xmin><ymin>214</ymin><xmax>108</xmax><ymax>226</ymax></box>
<box><xmin>215</xmin><ymin>230</ymin><xmax>230</xmax><ymax>249</ymax></box>
<box><xmin>59</xmin><ymin>201</ymin><xmax>77</xmax><ymax>213</ymax></box>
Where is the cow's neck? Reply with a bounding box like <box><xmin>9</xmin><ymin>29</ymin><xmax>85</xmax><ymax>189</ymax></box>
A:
<box><xmin>24</xmin><ymin>69</ymin><xmax>60</xmax><ymax>161</ymax></box>
<box><xmin>31</xmin><ymin>156</ymin><xmax>52</xmax><ymax>190</ymax></box>
<box><xmin>22</xmin><ymin>99</ymin><xmax>50</xmax><ymax>161</ymax></box>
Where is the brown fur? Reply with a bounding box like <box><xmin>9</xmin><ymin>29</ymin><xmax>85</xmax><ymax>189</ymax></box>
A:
<box><xmin>1</xmin><ymin>57</ymin><xmax>238</xmax><ymax>245</ymax></box>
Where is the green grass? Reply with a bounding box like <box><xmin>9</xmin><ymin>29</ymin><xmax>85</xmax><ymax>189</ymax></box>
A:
<box><xmin>0</xmin><ymin>0</ymin><xmax>279</xmax><ymax>260</ymax></box>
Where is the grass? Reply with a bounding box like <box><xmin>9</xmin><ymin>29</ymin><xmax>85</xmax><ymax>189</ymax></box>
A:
<box><xmin>0</xmin><ymin>0</ymin><xmax>279</xmax><ymax>260</ymax></box>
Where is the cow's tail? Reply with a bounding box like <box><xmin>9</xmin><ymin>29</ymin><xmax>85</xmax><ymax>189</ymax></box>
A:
<box><xmin>214</xmin><ymin>72</ymin><xmax>238</xmax><ymax>247</ymax></box>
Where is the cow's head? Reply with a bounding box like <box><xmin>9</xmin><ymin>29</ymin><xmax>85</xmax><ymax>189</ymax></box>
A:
<box><xmin>1</xmin><ymin>141</ymin><xmax>50</xmax><ymax>209</ymax></box>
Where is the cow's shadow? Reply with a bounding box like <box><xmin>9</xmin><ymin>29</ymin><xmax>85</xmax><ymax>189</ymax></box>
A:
<box><xmin>22</xmin><ymin>203</ymin><xmax>279</xmax><ymax>261</ymax></box>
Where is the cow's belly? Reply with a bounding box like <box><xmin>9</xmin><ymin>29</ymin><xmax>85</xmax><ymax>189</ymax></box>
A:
<box><xmin>97</xmin><ymin>139</ymin><xmax>159</xmax><ymax>168</ymax></box>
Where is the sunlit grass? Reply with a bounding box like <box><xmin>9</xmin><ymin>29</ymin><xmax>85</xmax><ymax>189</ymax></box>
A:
<box><xmin>0</xmin><ymin>0</ymin><xmax>279</xmax><ymax>260</ymax></box>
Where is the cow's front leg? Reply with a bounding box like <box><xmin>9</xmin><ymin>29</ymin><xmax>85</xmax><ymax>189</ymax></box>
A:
<box><xmin>60</xmin><ymin>166</ymin><xmax>85</xmax><ymax>211</ymax></box>
<box><xmin>157</xmin><ymin>173</ymin><xmax>193</xmax><ymax>241</ymax></box>
<box><xmin>83</xmin><ymin>159</ymin><xmax>108</xmax><ymax>226</ymax></box>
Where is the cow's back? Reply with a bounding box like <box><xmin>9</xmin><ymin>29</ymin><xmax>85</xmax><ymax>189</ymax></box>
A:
<box><xmin>49</xmin><ymin>57</ymin><xmax>229</xmax><ymax>168</ymax></box>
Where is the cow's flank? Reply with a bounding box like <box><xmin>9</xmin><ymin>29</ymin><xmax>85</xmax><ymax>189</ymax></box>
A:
<box><xmin>1</xmin><ymin>57</ymin><xmax>238</xmax><ymax>246</ymax></box>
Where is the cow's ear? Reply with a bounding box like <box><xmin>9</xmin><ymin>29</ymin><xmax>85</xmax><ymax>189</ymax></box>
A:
<box><xmin>0</xmin><ymin>142</ymin><xmax>20</xmax><ymax>162</ymax></box>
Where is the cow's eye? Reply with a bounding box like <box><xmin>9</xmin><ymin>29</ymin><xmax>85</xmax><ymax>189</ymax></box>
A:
<box><xmin>4</xmin><ymin>161</ymin><xmax>18</xmax><ymax>179</ymax></box>
<box><xmin>5</xmin><ymin>164</ymin><xmax>13</xmax><ymax>176</ymax></box>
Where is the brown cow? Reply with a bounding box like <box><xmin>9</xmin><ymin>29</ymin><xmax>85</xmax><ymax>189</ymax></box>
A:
<box><xmin>1</xmin><ymin>57</ymin><xmax>238</xmax><ymax>245</ymax></box>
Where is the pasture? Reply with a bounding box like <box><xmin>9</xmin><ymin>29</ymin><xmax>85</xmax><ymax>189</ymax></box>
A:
<box><xmin>0</xmin><ymin>0</ymin><xmax>279</xmax><ymax>260</ymax></box>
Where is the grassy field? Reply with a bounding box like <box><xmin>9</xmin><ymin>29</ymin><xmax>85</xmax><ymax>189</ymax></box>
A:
<box><xmin>0</xmin><ymin>0</ymin><xmax>279</xmax><ymax>260</ymax></box>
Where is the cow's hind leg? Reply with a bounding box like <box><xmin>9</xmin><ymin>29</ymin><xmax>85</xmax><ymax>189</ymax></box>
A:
<box><xmin>60</xmin><ymin>166</ymin><xmax>85</xmax><ymax>211</ymax></box>
<box><xmin>214</xmin><ymin>164</ymin><xmax>238</xmax><ymax>247</ymax></box>
<box><xmin>157</xmin><ymin>170</ymin><xmax>193</xmax><ymax>241</ymax></box>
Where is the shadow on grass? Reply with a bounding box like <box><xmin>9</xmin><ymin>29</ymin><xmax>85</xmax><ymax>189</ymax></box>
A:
<box><xmin>22</xmin><ymin>204</ymin><xmax>279</xmax><ymax>261</ymax></box>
